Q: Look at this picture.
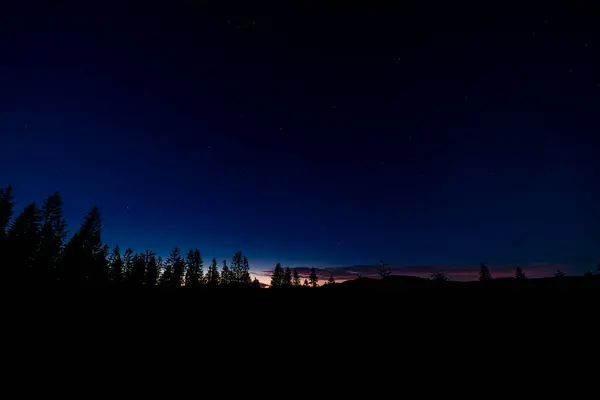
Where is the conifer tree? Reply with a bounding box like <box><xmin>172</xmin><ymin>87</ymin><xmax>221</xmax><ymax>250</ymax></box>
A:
<box><xmin>328</xmin><ymin>275</ymin><xmax>335</xmax><ymax>285</ymax></box>
<box><xmin>129</xmin><ymin>253</ymin><xmax>146</xmax><ymax>285</ymax></box>
<box><xmin>184</xmin><ymin>248</ymin><xmax>203</xmax><ymax>287</ymax></box>
<box><xmin>515</xmin><ymin>266</ymin><xmax>526</xmax><ymax>279</ymax></box>
<box><xmin>221</xmin><ymin>260</ymin><xmax>231</xmax><ymax>285</ymax></box>
<box><xmin>206</xmin><ymin>257</ymin><xmax>220</xmax><ymax>285</ymax></box>
<box><xmin>108</xmin><ymin>245</ymin><xmax>124</xmax><ymax>283</ymax></box>
<box><xmin>123</xmin><ymin>247</ymin><xmax>134</xmax><ymax>279</ymax></box>
<box><xmin>292</xmin><ymin>268</ymin><xmax>301</xmax><ymax>286</ymax></box>
<box><xmin>303</xmin><ymin>278</ymin><xmax>309</xmax><ymax>287</ymax></box>
<box><xmin>63</xmin><ymin>206</ymin><xmax>105</xmax><ymax>284</ymax></box>
<box><xmin>554</xmin><ymin>269</ymin><xmax>565</xmax><ymax>278</ymax></box>
<box><xmin>271</xmin><ymin>263</ymin><xmax>284</xmax><ymax>287</ymax></box>
<box><xmin>6</xmin><ymin>203</ymin><xmax>41</xmax><ymax>281</ymax></box>
<box><xmin>168</xmin><ymin>247</ymin><xmax>184</xmax><ymax>288</ymax></box>
<box><xmin>37</xmin><ymin>191</ymin><xmax>67</xmax><ymax>281</ymax></box>
<box><xmin>240</xmin><ymin>255</ymin><xmax>251</xmax><ymax>284</ymax></box>
<box><xmin>309</xmin><ymin>267</ymin><xmax>319</xmax><ymax>287</ymax></box>
<box><xmin>282</xmin><ymin>266</ymin><xmax>292</xmax><ymax>286</ymax></box>
<box><xmin>145</xmin><ymin>250</ymin><xmax>158</xmax><ymax>287</ymax></box>
<box><xmin>479</xmin><ymin>263</ymin><xmax>492</xmax><ymax>281</ymax></box>
<box><xmin>252</xmin><ymin>277</ymin><xmax>261</xmax><ymax>289</ymax></box>
<box><xmin>159</xmin><ymin>255</ymin><xmax>173</xmax><ymax>287</ymax></box>
<box><xmin>0</xmin><ymin>185</ymin><xmax>15</xmax><ymax>238</ymax></box>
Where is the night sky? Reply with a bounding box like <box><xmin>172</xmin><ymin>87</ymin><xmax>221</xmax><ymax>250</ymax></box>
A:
<box><xmin>1</xmin><ymin>1</ymin><xmax>598</xmax><ymax>282</ymax></box>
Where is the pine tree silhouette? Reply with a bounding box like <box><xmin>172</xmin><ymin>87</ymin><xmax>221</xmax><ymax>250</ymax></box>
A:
<box><xmin>129</xmin><ymin>253</ymin><xmax>146</xmax><ymax>285</ymax></box>
<box><xmin>167</xmin><ymin>247</ymin><xmax>184</xmax><ymax>288</ymax></box>
<box><xmin>159</xmin><ymin>254</ymin><xmax>173</xmax><ymax>287</ymax></box>
<box><xmin>37</xmin><ymin>191</ymin><xmax>67</xmax><ymax>282</ymax></box>
<box><xmin>479</xmin><ymin>263</ymin><xmax>492</xmax><ymax>281</ymax></box>
<box><xmin>108</xmin><ymin>245</ymin><xmax>124</xmax><ymax>283</ymax></box>
<box><xmin>430</xmin><ymin>271</ymin><xmax>449</xmax><ymax>282</ymax></box>
<box><xmin>184</xmin><ymin>248</ymin><xmax>203</xmax><ymax>287</ymax></box>
<box><xmin>515</xmin><ymin>266</ymin><xmax>526</xmax><ymax>279</ymax></box>
<box><xmin>0</xmin><ymin>185</ymin><xmax>15</xmax><ymax>238</ymax></box>
<box><xmin>271</xmin><ymin>263</ymin><xmax>284</xmax><ymax>287</ymax></box>
<box><xmin>6</xmin><ymin>202</ymin><xmax>41</xmax><ymax>282</ymax></box>
<box><xmin>282</xmin><ymin>266</ymin><xmax>292</xmax><ymax>286</ymax></box>
<box><xmin>63</xmin><ymin>206</ymin><xmax>105</xmax><ymax>285</ymax></box>
<box><xmin>206</xmin><ymin>257</ymin><xmax>220</xmax><ymax>285</ymax></box>
<box><xmin>309</xmin><ymin>267</ymin><xmax>319</xmax><ymax>287</ymax></box>
<box><xmin>328</xmin><ymin>275</ymin><xmax>335</xmax><ymax>285</ymax></box>
<box><xmin>145</xmin><ymin>250</ymin><xmax>158</xmax><ymax>287</ymax></box>
<box><xmin>241</xmin><ymin>255</ymin><xmax>251</xmax><ymax>284</ymax></box>
<box><xmin>252</xmin><ymin>277</ymin><xmax>261</xmax><ymax>289</ymax></box>
<box><xmin>553</xmin><ymin>269</ymin><xmax>565</xmax><ymax>278</ymax></box>
<box><xmin>221</xmin><ymin>260</ymin><xmax>231</xmax><ymax>285</ymax></box>
<box><xmin>303</xmin><ymin>278</ymin><xmax>309</xmax><ymax>287</ymax></box>
<box><xmin>123</xmin><ymin>247</ymin><xmax>134</xmax><ymax>280</ymax></box>
<box><xmin>292</xmin><ymin>268</ymin><xmax>300</xmax><ymax>286</ymax></box>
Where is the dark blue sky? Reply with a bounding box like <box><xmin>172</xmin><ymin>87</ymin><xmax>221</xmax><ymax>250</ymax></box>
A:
<box><xmin>1</xmin><ymin>1</ymin><xmax>598</xmax><ymax>278</ymax></box>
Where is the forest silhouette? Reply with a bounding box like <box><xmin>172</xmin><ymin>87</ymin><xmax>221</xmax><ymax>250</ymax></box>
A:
<box><xmin>1</xmin><ymin>186</ymin><xmax>598</xmax><ymax>290</ymax></box>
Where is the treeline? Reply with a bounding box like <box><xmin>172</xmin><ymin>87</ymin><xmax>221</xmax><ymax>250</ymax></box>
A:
<box><xmin>0</xmin><ymin>186</ymin><xmax>259</xmax><ymax>289</ymax></box>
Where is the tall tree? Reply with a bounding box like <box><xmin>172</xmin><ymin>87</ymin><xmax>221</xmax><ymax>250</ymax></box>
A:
<box><xmin>221</xmin><ymin>260</ymin><xmax>231</xmax><ymax>285</ymax></box>
<box><xmin>145</xmin><ymin>250</ymin><xmax>158</xmax><ymax>287</ymax></box>
<box><xmin>282</xmin><ymin>267</ymin><xmax>292</xmax><ymax>286</ymax></box>
<box><xmin>168</xmin><ymin>247</ymin><xmax>184</xmax><ymax>288</ymax></box>
<box><xmin>6</xmin><ymin>203</ymin><xmax>41</xmax><ymax>282</ymax></box>
<box><xmin>206</xmin><ymin>257</ymin><xmax>220</xmax><ymax>286</ymax></box>
<box><xmin>292</xmin><ymin>268</ymin><xmax>301</xmax><ymax>286</ymax></box>
<box><xmin>240</xmin><ymin>255</ymin><xmax>251</xmax><ymax>284</ymax></box>
<box><xmin>271</xmin><ymin>263</ymin><xmax>284</xmax><ymax>287</ymax></box>
<box><xmin>479</xmin><ymin>263</ymin><xmax>492</xmax><ymax>281</ymax></box>
<box><xmin>309</xmin><ymin>268</ymin><xmax>319</xmax><ymax>287</ymax></box>
<box><xmin>63</xmin><ymin>206</ymin><xmax>105</xmax><ymax>284</ymax></box>
<box><xmin>108</xmin><ymin>245</ymin><xmax>124</xmax><ymax>283</ymax></box>
<box><xmin>184</xmin><ymin>248</ymin><xmax>203</xmax><ymax>287</ymax></box>
<box><xmin>129</xmin><ymin>253</ymin><xmax>146</xmax><ymax>285</ymax></box>
<box><xmin>37</xmin><ymin>191</ymin><xmax>67</xmax><ymax>281</ymax></box>
<box><xmin>123</xmin><ymin>247</ymin><xmax>134</xmax><ymax>279</ymax></box>
<box><xmin>515</xmin><ymin>266</ymin><xmax>526</xmax><ymax>279</ymax></box>
<box><xmin>159</xmin><ymin>255</ymin><xmax>173</xmax><ymax>287</ymax></box>
<box><xmin>0</xmin><ymin>185</ymin><xmax>15</xmax><ymax>238</ymax></box>
<box><xmin>230</xmin><ymin>252</ymin><xmax>243</xmax><ymax>284</ymax></box>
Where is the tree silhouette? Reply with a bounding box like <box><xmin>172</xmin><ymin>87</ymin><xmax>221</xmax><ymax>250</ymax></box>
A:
<box><xmin>271</xmin><ymin>263</ymin><xmax>284</xmax><ymax>287</ymax></box>
<box><xmin>292</xmin><ymin>268</ymin><xmax>300</xmax><ymax>286</ymax></box>
<box><xmin>554</xmin><ymin>269</ymin><xmax>565</xmax><ymax>278</ymax></box>
<box><xmin>303</xmin><ymin>278</ymin><xmax>309</xmax><ymax>287</ymax></box>
<box><xmin>221</xmin><ymin>260</ymin><xmax>231</xmax><ymax>285</ymax></box>
<box><xmin>282</xmin><ymin>266</ymin><xmax>292</xmax><ymax>286</ymax></box>
<box><xmin>206</xmin><ymin>257</ymin><xmax>220</xmax><ymax>285</ymax></box>
<box><xmin>0</xmin><ymin>185</ymin><xmax>15</xmax><ymax>238</ymax></box>
<box><xmin>241</xmin><ymin>256</ymin><xmax>251</xmax><ymax>284</ymax></box>
<box><xmin>108</xmin><ymin>245</ymin><xmax>124</xmax><ymax>283</ymax></box>
<box><xmin>37</xmin><ymin>191</ymin><xmax>67</xmax><ymax>281</ymax></box>
<box><xmin>63</xmin><ymin>206</ymin><xmax>105</xmax><ymax>285</ymax></box>
<box><xmin>123</xmin><ymin>247</ymin><xmax>134</xmax><ymax>280</ymax></box>
<box><xmin>159</xmin><ymin>254</ymin><xmax>173</xmax><ymax>287</ymax></box>
<box><xmin>145</xmin><ymin>250</ymin><xmax>158</xmax><ymax>287</ymax></box>
<box><xmin>167</xmin><ymin>247</ymin><xmax>184</xmax><ymax>288</ymax></box>
<box><xmin>309</xmin><ymin>267</ymin><xmax>319</xmax><ymax>287</ymax></box>
<box><xmin>184</xmin><ymin>248</ymin><xmax>203</xmax><ymax>287</ymax></box>
<box><xmin>431</xmin><ymin>271</ymin><xmax>449</xmax><ymax>282</ymax></box>
<box><xmin>515</xmin><ymin>266</ymin><xmax>526</xmax><ymax>279</ymax></box>
<box><xmin>328</xmin><ymin>275</ymin><xmax>335</xmax><ymax>285</ymax></box>
<box><xmin>129</xmin><ymin>253</ymin><xmax>146</xmax><ymax>285</ymax></box>
<box><xmin>379</xmin><ymin>260</ymin><xmax>391</xmax><ymax>278</ymax></box>
<box><xmin>6</xmin><ymin>202</ymin><xmax>41</xmax><ymax>281</ymax></box>
<box><xmin>479</xmin><ymin>263</ymin><xmax>492</xmax><ymax>281</ymax></box>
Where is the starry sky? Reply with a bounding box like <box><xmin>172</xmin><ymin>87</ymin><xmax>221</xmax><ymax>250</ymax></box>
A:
<box><xmin>1</xmin><ymin>1</ymin><xmax>598</xmax><ymax>282</ymax></box>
